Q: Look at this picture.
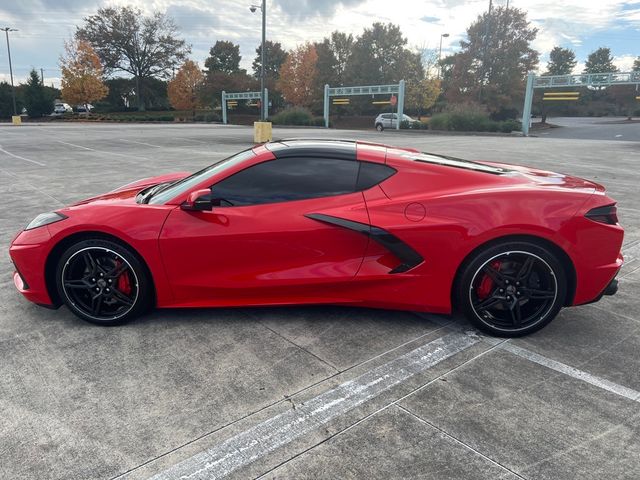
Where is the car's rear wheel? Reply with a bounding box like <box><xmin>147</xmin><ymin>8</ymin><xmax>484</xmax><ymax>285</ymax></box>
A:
<box><xmin>376</xmin><ymin>123</ymin><xmax>384</xmax><ymax>131</ymax></box>
<box><xmin>456</xmin><ymin>241</ymin><xmax>567</xmax><ymax>337</ymax></box>
<box><xmin>55</xmin><ymin>238</ymin><xmax>152</xmax><ymax>325</ymax></box>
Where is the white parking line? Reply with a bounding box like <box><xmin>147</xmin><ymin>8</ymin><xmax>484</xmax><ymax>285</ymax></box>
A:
<box><xmin>0</xmin><ymin>144</ymin><xmax>46</xmax><ymax>166</ymax></box>
<box><xmin>120</xmin><ymin>138</ymin><xmax>221</xmax><ymax>156</ymax></box>
<box><xmin>499</xmin><ymin>342</ymin><xmax>640</xmax><ymax>402</ymax></box>
<box><xmin>56</xmin><ymin>140</ymin><xmax>150</xmax><ymax>160</ymax></box>
<box><xmin>148</xmin><ymin>331</ymin><xmax>481</xmax><ymax>480</ymax></box>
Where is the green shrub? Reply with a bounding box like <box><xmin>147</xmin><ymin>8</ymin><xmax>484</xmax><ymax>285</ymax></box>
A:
<box><xmin>500</xmin><ymin>119</ymin><xmax>521</xmax><ymax>133</ymax></box>
<box><xmin>428</xmin><ymin>113</ymin><xmax>452</xmax><ymax>130</ymax></box>
<box><xmin>271</xmin><ymin>107</ymin><xmax>313</xmax><ymax>126</ymax></box>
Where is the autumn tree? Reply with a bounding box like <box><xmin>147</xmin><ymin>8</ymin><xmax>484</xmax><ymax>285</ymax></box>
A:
<box><xmin>167</xmin><ymin>60</ymin><xmax>204</xmax><ymax>118</ymax></box>
<box><xmin>60</xmin><ymin>39</ymin><xmax>108</xmax><ymax>113</ymax></box>
<box><xmin>584</xmin><ymin>47</ymin><xmax>618</xmax><ymax>73</ymax></box>
<box><xmin>406</xmin><ymin>78</ymin><xmax>441</xmax><ymax>116</ymax></box>
<box><xmin>76</xmin><ymin>6</ymin><xmax>190</xmax><ymax>110</ymax></box>
<box><xmin>442</xmin><ymin>7</ymin><xmax>538</xmax><ymax>112</ymax></box>
<box><xmin>205</xmin><ymin>41</ymin><xmax>242</xmax><ymax>74</ymax></box>
<box><xmin>545</xmin><ymin>47</ymin><xmax>577</xmax><ymax>75</ymax></box>
<box><xmin>277</xmin><ymin>43</ymin><xmax>318</xmax><ymax>108</ymax></box>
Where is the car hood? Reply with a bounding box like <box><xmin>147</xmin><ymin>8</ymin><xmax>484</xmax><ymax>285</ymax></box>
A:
<box><xmin>70</xmin><ymin>171</ymin><xmax>191</xmax><ymax>207</ymax></box>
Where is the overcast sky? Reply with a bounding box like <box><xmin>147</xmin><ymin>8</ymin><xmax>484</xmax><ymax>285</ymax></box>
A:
<box><xmin>0</xmin><ymin>0</ymin><xmax>638</xmax><ymax>88</ymax></box>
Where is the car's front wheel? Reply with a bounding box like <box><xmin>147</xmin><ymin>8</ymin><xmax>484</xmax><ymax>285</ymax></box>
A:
<box><xmin>456</xmin><ymin>240</ymin><xmax>567</xmax><ymax>337</ymax></box>
<box><xmin>55</xmin><ymin>238</ymin><xmax>152</xmax><ymax>325</ymax></box>
<box><xmin>376</xmin><ymin>123</ymin><xmax>384</xmax><ymax>131</ymax></box>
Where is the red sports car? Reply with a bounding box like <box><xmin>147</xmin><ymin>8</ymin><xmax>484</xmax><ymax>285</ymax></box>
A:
<box><xmin>9</xmin><ymin>139</ymin><xmax>623</xmax><ymax>336</ymax></box>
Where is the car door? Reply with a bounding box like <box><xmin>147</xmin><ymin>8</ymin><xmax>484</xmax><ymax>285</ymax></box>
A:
<box><xmin>159</xmin><ymin>156</ymin><xmax>371</xmax><ymax>305</ymax></box>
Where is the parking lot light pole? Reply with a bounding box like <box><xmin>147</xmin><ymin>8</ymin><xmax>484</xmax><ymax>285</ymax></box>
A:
<box><xmin>2</xmin><ymin>27</ymin><xmax>18</xmax><ymax>116</ymax></box>
<box><xmin>250</xmin><ymin>1</ymin><xmax>267</xmax><ymax>121</ymax></box>
<box><xmin>438</xmin><ymin>33</ymin><xmax>449</xmax><ymax>79</ymax></box>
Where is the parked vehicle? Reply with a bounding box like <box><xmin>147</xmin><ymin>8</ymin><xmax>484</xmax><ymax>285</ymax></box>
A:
<box><xmin>75</xmin><ymin>104</ymin><xmax>94</xmax><ymax>113</ymax></box>
<box><xmin>375</xmin><ymin>113</ymin><xmax>415</xmax><ymax>131</ymax></box>
<box><xmin>54</xmin><ymin>103</ymin><xmax>73</xmax><ymax>114</ymax></box>
<box><xmin>10</xmin><ymin>139</ymin><xmax>623</xmax><ymax>336</ymax></box>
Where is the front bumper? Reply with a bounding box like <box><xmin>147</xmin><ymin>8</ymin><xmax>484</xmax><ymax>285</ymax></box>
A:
<box><xmin>603</xmin><ymin>277</ymin><xmax>619</xmax><ymax>296</ymax></box>
<box><xmin>9</xmin><ymin>228</ymin><xmax>56</xmax><ymax>307</ymax></box>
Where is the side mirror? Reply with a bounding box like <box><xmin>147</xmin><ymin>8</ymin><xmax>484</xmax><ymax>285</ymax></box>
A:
<box><xmin>181</xmin><ymin>189</ymin><xmax>213</xmax><ymax>211</ymax></box>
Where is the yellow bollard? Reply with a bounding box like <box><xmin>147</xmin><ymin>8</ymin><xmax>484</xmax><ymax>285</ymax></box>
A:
<box><xmin>253</xmin><ymin>121</ymin><xmax>272</xmax><ymax>143</ymax></box>
<box><xmin>11</xmin><ymin>115</ymin><xmax>21</xmax><ymax>125</ymax></box>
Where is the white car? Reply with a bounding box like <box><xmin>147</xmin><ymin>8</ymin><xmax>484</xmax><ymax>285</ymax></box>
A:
<box><xmin>374</xmin><ymin>113</ymin><xmax>415</xmax><ymax>131</ymax></box>
<box><xmin>54</xmin><ymin>103</ymin><xmax>73</xmax><ymax>114</ymax></box>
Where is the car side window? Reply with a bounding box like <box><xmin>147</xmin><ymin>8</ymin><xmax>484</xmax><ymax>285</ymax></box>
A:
<box><xmin>212</xmin><ymin>157</ymin><xmax>360</xmax><ymax>207</ymax></box>
<box><xmin>381</xmin><ymin>114</ymin><xmax>391</xmax><ymax>119</ymax></box>
<box><xmin>356</xmin><ymin>162</ymin><xmax>396</xmax><ymax>190</ymax></box>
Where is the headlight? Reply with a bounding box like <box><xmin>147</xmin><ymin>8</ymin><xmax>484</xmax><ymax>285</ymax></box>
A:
<box><xmin>25</xmin><ymin>212</ymin><xmax>68</xmax><ymax>230</ymax></box>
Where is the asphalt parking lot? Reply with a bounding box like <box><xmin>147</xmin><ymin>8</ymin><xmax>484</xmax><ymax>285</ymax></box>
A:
<box><xmin>1</xmin><ymin>123</ymin><xmax>639</xmax><ymax>480</ymax></box>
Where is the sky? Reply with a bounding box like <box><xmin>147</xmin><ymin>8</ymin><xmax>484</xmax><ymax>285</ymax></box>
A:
<box><xmin>0</xmin><ymin>0</ymin><xmax>638</xmax><ymax>88</ymax></box>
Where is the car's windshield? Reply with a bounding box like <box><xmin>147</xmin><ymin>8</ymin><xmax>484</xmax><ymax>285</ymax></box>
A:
<box><xmin>148</xmin><ymin>148</ymin><xmax>256</xmax><ymax>204</ymax></box>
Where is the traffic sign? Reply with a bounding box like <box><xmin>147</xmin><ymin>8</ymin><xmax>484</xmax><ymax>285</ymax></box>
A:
<box><xmin>390</xmin><ymin>95</ymin><xmax>397</xmax><ymax>106</ymax></box>
<box><xmin>332</xmin><ymin>98</ymin><xmax>350</xmax><ymax>105</ymax></box>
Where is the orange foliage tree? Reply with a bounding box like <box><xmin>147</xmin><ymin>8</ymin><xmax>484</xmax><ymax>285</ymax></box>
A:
<box><xmin>167</xmin><ymin>60</ymin><xmax>204</xmax><ymax>117</ymax></box>
<box><xmin>277</xmin><ymin>43</ymin><xmax>318</xmax><ymax>108</ymax></box>
<box><xmin>60</xmin><ymin>39</ymin><xmax>108</xmax><ymax>112</ymax></box>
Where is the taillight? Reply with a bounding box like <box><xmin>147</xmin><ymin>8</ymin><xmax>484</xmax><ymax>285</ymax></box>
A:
<box><xmin>585</xmin><ymin>204</ymin><xmax>618</xmax><ymax>225</ymax></box>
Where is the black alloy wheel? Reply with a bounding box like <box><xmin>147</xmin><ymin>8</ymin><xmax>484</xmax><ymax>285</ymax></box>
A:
<box><xmin>56</xmin><ymin>239</ymin><xmax>152</xmax><ymax>325</ymax></box>
<box><xmin>457</xmin><ymin>241</ymin><xmax>567</xmax><ymax>336</ymax></box>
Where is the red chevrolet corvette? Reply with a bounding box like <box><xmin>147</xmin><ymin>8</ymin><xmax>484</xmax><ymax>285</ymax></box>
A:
<box><xmin>9</xmin><ymin>139</ymin><xmax>623</xmax><ymax>336</ymax></box>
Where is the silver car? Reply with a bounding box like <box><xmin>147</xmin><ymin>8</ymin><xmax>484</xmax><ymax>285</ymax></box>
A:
<box><xmin>374</xmin><ymin>113</ymin><xmax>415</xmax><ymax>131</ymax></box>
<box><xmin>54</xmin><ymin>103</ymin><xmax>73</xmax><ymax>114</ymax></box>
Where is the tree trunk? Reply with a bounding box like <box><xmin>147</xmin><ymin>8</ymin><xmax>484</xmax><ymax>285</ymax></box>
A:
<box><xmin>136</xmin><ymin>75</ymin><xmax>145</xmax><ymax>111</ymax></box>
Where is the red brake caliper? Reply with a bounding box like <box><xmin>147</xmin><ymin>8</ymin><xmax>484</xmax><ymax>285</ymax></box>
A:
<box><xmin>115</xmin><ymin>260</ymin><xmax>132</xmax><ymax>295</ymax></box>
<box><xmin>477</xmin><ymin>260</ymin><xmax>501</xmax><ymax>299</ymax></box>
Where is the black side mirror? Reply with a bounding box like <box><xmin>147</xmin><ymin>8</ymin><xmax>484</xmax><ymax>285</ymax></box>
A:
<box><xmin>181</xmin><ymin>189</ymin><xmax>213</xmax><ymax>211</ymax></box>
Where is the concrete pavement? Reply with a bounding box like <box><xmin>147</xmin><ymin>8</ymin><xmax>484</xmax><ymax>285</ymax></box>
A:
<box><xmin>1</xmin><ymin>123</ymin><xmax>639</xmax><ymax>480</ymax></box>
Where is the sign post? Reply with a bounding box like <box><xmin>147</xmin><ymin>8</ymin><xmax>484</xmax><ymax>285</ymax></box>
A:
<box><xmin>521</xmin><ymin>70</ymin><xmax>640</xmax><ymax>136</ymax></box>
<box><xmin>221</xmin><ymin>90</ymin><xmax>269</xmax><ymax>125</ymax></box>
<box><xmin>323</xmin><ymin>82</ymin><xmax>405</xmax><ymax>129</ymax></box>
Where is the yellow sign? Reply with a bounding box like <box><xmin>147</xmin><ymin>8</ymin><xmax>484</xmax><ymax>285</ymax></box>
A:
<box><xmin>332</xmin><ymin>98</ymin><xmax>350</xmax><ymax>105</ymax></box>
<box><xmin>543</xmin><ymin>92</ymin><xmax>580</xmax><ymax>101</ymax></box>
<box><xmin>372</xmin><ymin>101</ymin><xmax>391</xmax><ymax>105</ymax></box>
<box><xmin>544</xmin><ymin>92</ymin><xmax>579</xmax><ymax>96</ymax></box>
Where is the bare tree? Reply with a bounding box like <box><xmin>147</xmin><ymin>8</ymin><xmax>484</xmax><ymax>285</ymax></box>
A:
<box><xmin>76</xmin><ymin>6</ymin><xmax>190</xmax><ymax>110</ymax></box>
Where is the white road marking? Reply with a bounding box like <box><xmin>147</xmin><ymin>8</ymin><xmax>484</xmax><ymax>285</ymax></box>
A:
<box><xmin>499</xmin><ymin>342</ymin><xmax>640</xmax><ymax>402</ymax></box>
<box><xmin>56</xmin><ymin>140</ymin><xmax>150</xmax><ymax>160</ymax></box>
<box><xmin>149</xmin><ymin>331</ymin><xmax>480</xmax><ymax>480</ymax></box>
<box><xmin>120</xmin><ymin>139</ymin><xmax>162</xmax><ymax>148</ymax></box>
<box><xmin>0</xmin><ymin>144</ymin><xmax>46</xmax><ymax>166</ymax></box>
<box><xmin>615</xmin><ymin>135</ymin><xmax>623</xmax><ymax>138</ymax></box>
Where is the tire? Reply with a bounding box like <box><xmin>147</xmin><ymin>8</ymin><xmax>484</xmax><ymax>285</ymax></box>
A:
<box><xmin>376</xmin><ymin>123</ymin><xmax>384</xmax><ymax>131</ymax></box>
<box><xmin>455</xmin><ymin>240</ymin><xmax>567</xmax><ymax>337</ymax></box>
<box><xmin>55</xmin><ymin>238</ymin><xmax>153</xmax><ymax>326</ymax></box>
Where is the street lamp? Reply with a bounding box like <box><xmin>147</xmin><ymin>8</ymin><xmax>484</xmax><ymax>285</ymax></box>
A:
<box><xmin>1</xmin><ymin>27</ymin><xmax>18</xmax><ymax>116</ymax></box>
<box><xmin>250</xmin><ymin>1</ymin><xmax>266</xmax><ymax>121</ymax></box>
<box><xmin>438</xmin><ymin>33</ymin><xmax>449</xmax><ymax>79</ymax></box>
